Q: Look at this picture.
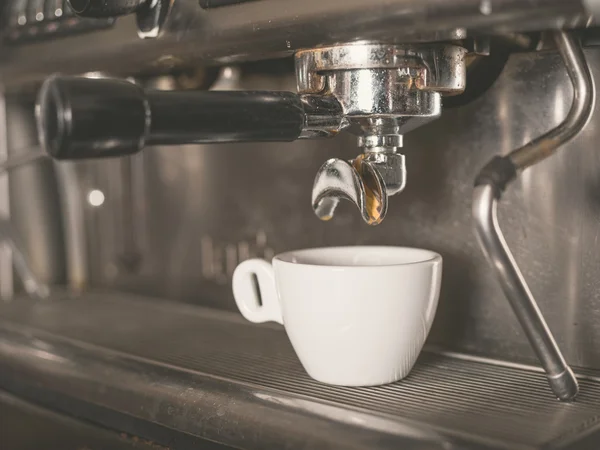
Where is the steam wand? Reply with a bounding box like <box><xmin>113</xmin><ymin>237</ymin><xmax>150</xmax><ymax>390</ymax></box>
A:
<box><xmin>473</xmin><ymin>31</ymin><xmax>594</xmax><ymax>401</ymax></box>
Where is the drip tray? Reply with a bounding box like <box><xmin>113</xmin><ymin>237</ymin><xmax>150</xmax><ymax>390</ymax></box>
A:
<box><xmin>0</xmin><ymin>291</ymin><xmax>599</xmax><ymax>450</ymax></box>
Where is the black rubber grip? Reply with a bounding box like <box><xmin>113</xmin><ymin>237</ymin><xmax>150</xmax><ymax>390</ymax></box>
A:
<box><xmin>147</xmin><ymin>90</ymin><xmax>304</xmax><ymax>145</ymax></box>
<box><xmin>36</xmin><ymin>75</ymin><xmax>148</xmax><ymax>160</ymax></box>
<box><xmin>474</xmin><ymin>155</ymin><xmax>517</xmax><ymax>198</ymax></box>
<box><xmin>36</xmin><ymin>76</ymin><xmax>305</xmax><ymax>160</ymax></box>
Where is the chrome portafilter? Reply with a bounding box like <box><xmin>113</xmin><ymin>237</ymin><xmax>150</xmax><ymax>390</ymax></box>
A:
<box><xmin>298</xmin><ymin>43</ymin><xmax>465</xmax><ymax>225</ymax></box>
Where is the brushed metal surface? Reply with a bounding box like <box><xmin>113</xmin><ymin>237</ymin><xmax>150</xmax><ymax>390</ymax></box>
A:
<box><xmin>0</xmin><ymin>0</ymin><xmax>593</xmax><ymax>88</ymax></box>
<box><xmin>1</xmin><ymin>292</ymin><xmax>600</xmax><ymax>449</ymax></box>
<box><xmin>65</xmin><ymin>49</ymin><xmax>600</xmax><ymax>370</ymax></box>
<box><xmin>54</xmin><ymin>161</ymin><xmax>89</xmax><ymax>292</ymax></box>
<box><xmin>5</xmin><ymin>98</ymin><xmax>65</xmax><ymax>289</ymax></box>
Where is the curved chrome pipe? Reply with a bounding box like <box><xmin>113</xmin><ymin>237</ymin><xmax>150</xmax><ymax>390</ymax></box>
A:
<box><xmin>473</xmin><ymin>31</ymin><xmax>595</xmax><ymax>401</ymax></box>
<box><xmin>473</xmin><ymin>185</ymin><xmax>578</xmax><ymax>400</ymax></box>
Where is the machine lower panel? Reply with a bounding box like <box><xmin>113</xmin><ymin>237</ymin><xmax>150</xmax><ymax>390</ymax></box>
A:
<box><xmin>0</xmin><ymin>389</ymin><xmax>212</xmax><ymax>450</ymax></box>
<box><xmin>0</xmin><ymin>291</ymin><xmax>599</xmax><ymax>449</ymax></box>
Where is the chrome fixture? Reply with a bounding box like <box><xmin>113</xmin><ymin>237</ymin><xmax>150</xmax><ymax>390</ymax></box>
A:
<box><xmin>473</xmin><ymin>31</ymin><xmax>595</xmax><ymax>401</ymax></box>
<box><xmin>297</xmin><ymin>43</ymin><xmax>466</xmax><ymax>224</ymax></box>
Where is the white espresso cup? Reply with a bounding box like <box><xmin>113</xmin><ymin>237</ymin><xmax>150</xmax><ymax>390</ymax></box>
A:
<box><xmin>232</xmin><ymin>246</ymin><xmax>442</xmax><ymax>386</ymax></box>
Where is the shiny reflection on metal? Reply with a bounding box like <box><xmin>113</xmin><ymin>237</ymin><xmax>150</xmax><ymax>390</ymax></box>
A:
<box><xmin>296</xmin><ymin>43</ymin><xmax>465</xmax><ymax>138</ymax></box>
<box><xmin>296</xmin><ymin>43</ymin><xmax>467</xmax><ymax>91</ymax></box>
<box><xmin>312</xmin><ymin>158</ymin><xmax>387</xmax><ymax>225</ymax></box>
<box><xmin>3</xmin><ymin>293</ymin><xmax>600</xmax><ymax>449</ymax></box>
<box><xmin>210</xmin><ymin>66</ymin><xmax>242</xmax><ymax>91</ymax></box>
<box><xmin>299</xmin><ymin>95</ymin><xmax>346</xmax><ymax>139</ymax></box>
<box><xmin>312</xmin><ymin>152</ymin><xmax>406</xmax><ymax>225</ymax></box>
<box><xmin>0</xmin><ymin>219</ymin><xmax>49</xmax><ymax>299</ymax></box>
<box><xmin>87</xmin><ymin>189</ymin><xmax>105</xmax><ymax>207</ymax></box>
<box><xmin>358</xmin><ymin>135</ymin><xmax>403</xmax><ymax>150</ymax></box>
<box><xmin>472</xmin><ymin>32</ymin><xmax>595</xmax><ymax>402</ymax></box>
<box><xmin>361</xmin><ymin>152</ymin><xmax>406</xmax><ymax>196</ymax></box>
<box><xmin>135</xmin><ymin>0</ymin><xmax>172</xmax><ymax>39</ymax></box>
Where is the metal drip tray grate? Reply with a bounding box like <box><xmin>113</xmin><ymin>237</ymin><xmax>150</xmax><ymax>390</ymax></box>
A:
<box><xmin>0</xmin><ymin>291</ymin><xmax>600</xmax><ymax>449</ymax></box>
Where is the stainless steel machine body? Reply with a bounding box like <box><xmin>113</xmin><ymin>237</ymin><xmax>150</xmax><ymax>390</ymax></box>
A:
<box><xmin>2</xmin><ymin>0</ymin><xmax>600</xmax><ymax>448</ymax></box>
<box><xmin>53</xmin><ymin>47</ymin><xmax>600</xmax><ymax>370</ymax></box>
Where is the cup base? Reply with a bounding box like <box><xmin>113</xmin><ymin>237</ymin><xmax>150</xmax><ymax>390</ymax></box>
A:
<box><xmin>303</xmin><ymin>365</ymin><xmax>415</xmax><ymax>387</ymax></box>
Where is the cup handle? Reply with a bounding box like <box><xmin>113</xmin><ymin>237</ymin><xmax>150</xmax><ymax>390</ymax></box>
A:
<box><xmin>232</xmin><ymin>259</ymin><xmax>283</xmax><ymax>325</ymax></box>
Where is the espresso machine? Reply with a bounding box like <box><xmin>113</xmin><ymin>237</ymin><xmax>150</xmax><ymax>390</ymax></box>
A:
<box><xmin>1</xmin><ymin>0</ymin><xmax>600</xmax><ymax>448</ymax></box>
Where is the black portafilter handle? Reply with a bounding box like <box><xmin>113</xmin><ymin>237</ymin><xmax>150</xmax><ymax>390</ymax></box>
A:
<box><xmin>36</xmin><ymin>76</ymin><xmax>306</xmax><ymax>160</ymax></box>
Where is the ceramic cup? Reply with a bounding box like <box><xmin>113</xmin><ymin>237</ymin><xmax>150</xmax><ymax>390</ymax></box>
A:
<box><xmin>232</xmin><ymin>246</ymin><xmax>442</xmax><ymax>386</ymax></box>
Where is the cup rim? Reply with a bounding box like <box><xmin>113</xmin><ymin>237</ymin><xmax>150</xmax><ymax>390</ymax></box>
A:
<box><xmin>273</xmin><ymin>245</ymin><xmax>442</xmax><ymax>269</ymax></box>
